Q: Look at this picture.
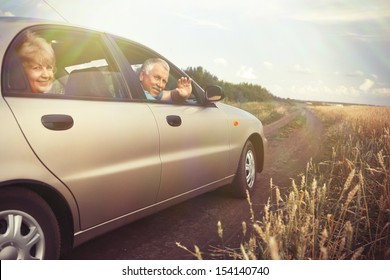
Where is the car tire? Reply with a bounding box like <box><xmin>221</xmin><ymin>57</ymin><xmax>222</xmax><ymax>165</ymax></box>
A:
<box><xmin>0</xmin><ymin>187</ymin><xmax>60</xmax><ymax>260</ymax></box>
<box><xmin>230</xmin><ymin>140</ymin><xmax>257</xmax><ymax>198</ymax></box>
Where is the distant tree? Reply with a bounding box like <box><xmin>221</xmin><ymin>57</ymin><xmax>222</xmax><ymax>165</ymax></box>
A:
<box><xmin>184</xmin><ymin>66</ymin><xmax>219</xmax><ymax>89</ymax></box>
<box><xmin>184</xmin><ymin>66</ymin><xmax>274</xmax><ymax>102</ymax></box>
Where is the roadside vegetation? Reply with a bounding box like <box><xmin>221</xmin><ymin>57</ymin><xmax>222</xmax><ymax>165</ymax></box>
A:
<box><xmin>224</xmin><ymin>101</ymin><xmax>292</xmax><ymax>125</ymax></box>
<box><xmin>178</xmin><ymin>104</ymin><xmax>390</xmax><ymax>260</ymax></box>
<box><xmin>185</xmin><ymin>66</ymin><xmax>275</xmax><ymax>103</ymax></box>
<box><xmin>185</xmin><ymin>66</ymin><xmax>296</xmax><ymax>125</ymax></box>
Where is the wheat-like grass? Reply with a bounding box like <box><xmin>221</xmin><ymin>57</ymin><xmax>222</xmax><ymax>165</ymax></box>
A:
<box><xmin>176</xmin><ymin>242</ymin><xmax>203</xmax><ymax>260</ymax></box>
<box><xmin>177</xmin><ymin>104</ymin><xmax>390</xmax><ymax>259</ymax></box>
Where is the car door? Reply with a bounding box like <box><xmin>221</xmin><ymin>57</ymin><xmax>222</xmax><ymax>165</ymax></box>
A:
<box><xmin>2</xmin><ymin>27</ymin><xmax>161</xmax><ymax>230</ymax></box>
<box><xmin>113</xmin><ymin>37</ymin><xmax>232</xmax><ymax>201</ymax></box>
<box><xmin>148</xmin><ymin>102</ymin><xmax>231</xmax><ymax>202</ymax></box>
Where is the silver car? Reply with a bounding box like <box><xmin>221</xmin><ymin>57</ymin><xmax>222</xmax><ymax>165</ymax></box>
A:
<box><xmin>0</xmin><ymin>17</ymin><xmax>267</xmax><ymax>259</ymax></box>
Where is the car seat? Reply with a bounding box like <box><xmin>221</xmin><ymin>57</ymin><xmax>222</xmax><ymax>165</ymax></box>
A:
<box><xmin>65</xmin><ymin>67</ymin><xmax>111</xmax><ymax>98</ymax></box>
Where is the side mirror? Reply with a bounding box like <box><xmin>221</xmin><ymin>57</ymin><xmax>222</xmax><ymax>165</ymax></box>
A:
<box><xmin>205</xmin><ymin>85</ymin><xmax>224</xmax><ymax>102</ymax></box>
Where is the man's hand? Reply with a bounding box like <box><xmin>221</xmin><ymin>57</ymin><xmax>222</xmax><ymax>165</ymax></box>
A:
<box><xmin>176</xmin><ymin>77</ymin><xmax>192</xmax><ymax>98</ymax></box>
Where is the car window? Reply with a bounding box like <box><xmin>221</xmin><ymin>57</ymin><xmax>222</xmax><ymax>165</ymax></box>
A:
<box><xmin>114</xmin><ymin>37</ymin><xmax>200</xmax><ymax>104</ymax></box>
<box><xmin>130</xmin><ymin>62</ymin><xmax>177</xmax><ymax>94</ymax></box>
<box><xmin>2</xmin><ymin>27</ymin><xmax>127</xmax><ymax>99</ymax></box>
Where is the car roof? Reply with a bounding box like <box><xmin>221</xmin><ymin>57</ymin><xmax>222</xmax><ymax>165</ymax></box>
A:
<box><xmin>0</xmin><ymin>17</ymin><xmax>68</xmax><ymax>54</ymax></box>
<box><xmin>0</xmin><ymin>16</ymin><xmax>68</xmax><ymax>31</ymax></box>
<box><xmin>0</xmin><ymin>17</ymin><xmax>118</xmax><ymax>63</ymax></box>
<box><xmin>0</xmin><ymin>16</ymin><xmax>140</xmax><ymax>50</ymax></box>
<box><xmin>0</xmin><ymin>17</ymin><xmax>178</xmax><ymax>76</ymax></box>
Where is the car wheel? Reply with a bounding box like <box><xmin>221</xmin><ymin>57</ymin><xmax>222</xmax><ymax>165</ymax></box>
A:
<box><xmin>0</xmin><ymin>187</ymin><xmax>60</xmax><ymax>260</ymax></box>
<box><xmin>230</xmin><ymin>140</ymin><xmax>257</xmax><ymax>198</ymax></box>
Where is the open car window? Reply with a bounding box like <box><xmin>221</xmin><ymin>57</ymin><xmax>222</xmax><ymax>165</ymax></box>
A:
<box><xmin>3</xmin><ymin>26</ymin><xmax>127</xmax><ymax>99</ymax></box>
<box><xmin>114</xmin><ymin>37</ymin><xmax>201</xmax><ymax>104</ymax></box>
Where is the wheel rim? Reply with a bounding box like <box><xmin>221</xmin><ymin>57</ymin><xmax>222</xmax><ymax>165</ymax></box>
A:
<box><xmin>245</xmin><ymin>149</ymin><xmax>256</xmax><ymax>189</ymax></box>
<box><xmin>0</xmin><ymin>210</ymin><xmax>46</xmax><ymax>260</ymax></box>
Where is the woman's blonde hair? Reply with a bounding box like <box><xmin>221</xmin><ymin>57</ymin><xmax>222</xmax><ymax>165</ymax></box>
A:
<box><xmin>17</xmin><ymin>31</ymin><xmax>56</xmax><ymax>68</ymax></box>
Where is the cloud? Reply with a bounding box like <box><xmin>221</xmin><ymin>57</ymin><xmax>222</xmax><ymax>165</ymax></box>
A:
<box><xmin>291</xmin><ymin>11</ymin><xmax>387</xmax><ymax>23</ymax></box>
<box><xmin>359</xmin><ymin>79</ymin><xmax>375</xmax><ymax>92</ymax></box>
<box><xmin>290</xmin><ymin>84</ymin><xmax>360</xmax><ymax>99</ymax></box>
<box><xmin>335</xmin><ymin>86</ymin><xmax>360</xmax><ymax>97</ymax></box>
<box><xmin>290</xmin><ymin>64</ymin><xmax>312</xmax><ymax>74</ymax></box>
<box><xmin>346</xmin><ymin>70</ymin><xmax>364</xmax><ymax>77</ymax></box>
<box><xmin>173</xmin><ymin>13</ymin><xmax>226</xmax><ymax>30</ymax></box>
<box><xmin>195</xmin><ymin>19</ymin><xmax>226</xmax><ymax>29</ymax></box>
<box><xmin>263</xmin><ymin>61</ymin><xmax>274</xmax><ymax>70</ymax></box>
<box><xmin>342</xmin><ymin>32</ymin><xmax>390</xmax><ymax>42</ymax></box>
<box><xmin>0</xmin><ymin>9</ymin><xmax>15</xmax><ymax>16</ymax></box>
<box><xmin>236</xmin><ymin>66</ymin><xmax>257</xmax><ymax>79</ymax></box>
<box><xmin>372</xmin><ymin>87</ymin><xmax>390</xmax><ymax>97</ymax></box>
<box><xmin>344</xmin><ymin>71</ymin><xmax>379</xmax><ymax>80</ymax></box>
<box><xmin>286</xmin><ymin>1</ymin><xmax>390</xmax><ymax>23</ymax></box>
<box><xmin>214</xmin><ymin>58</ymin><xmax>228</xmax><ymax>66</ymax></box>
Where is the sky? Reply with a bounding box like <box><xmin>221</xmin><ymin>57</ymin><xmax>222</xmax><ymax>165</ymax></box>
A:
<box><xmin>1</xmin><ymin>0</ymin><xmax>390</xmax><ymax>106</ymax></box>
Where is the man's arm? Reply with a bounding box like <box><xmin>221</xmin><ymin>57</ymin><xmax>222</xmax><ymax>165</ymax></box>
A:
<box><xmin>161</xmin><ymin>77</ymin><xmax>192</xmax><ymax>102</ymax></box>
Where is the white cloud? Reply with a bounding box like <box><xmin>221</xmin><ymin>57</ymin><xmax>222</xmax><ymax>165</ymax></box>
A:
<box><xmin>359</xmin><ymin>79</ymin><xmax>375</xmax><ymax>92</ymax></box>
<box><xmin>173</xmin><ymin>13</ymin><xmax>226</xmax><ymax>30</ymax></box>
<box><xmin>291</xmin><ymin>11</ymin><xmax>386</xmax><ymax>23</ymax></box>
<box><xmin>195</xmin><ymin>19</ymin><xmax>226</xmax><ymax>30</ymax></box>
<box><xmin>335</xmin><ymin>86</ymin><xmax>360</xmax><ymax>97</ymax></box>
<box><xmin>347</xmin><ymin>70</ymin><xmax>364</xmax><ymax>77</ymax></box>
<box><xmin>286</xmin><ymin>0</ymin><xmax>390</xmax><ymax>23</ymax></box>
<box><xmin>342</xmin><ymin>32</ymin><xmax>390</xmax><ymax>43</ymax></box>
<box><xmin>0</xmin><ymin>9</ymin><xmax>15</xmax><ymax>16</ymax></box>
<box><xmin>263</xmin><ymin>61</ymin><xmax>274</xmax><ymax>70</ymax></box>
<box><xmin>214</xmin><ymin>58</ymin><xmax>228</xmax><ymax>66</ymax></box>
<box><xmin>372</xmin><ymin>87</ymin><xmax>390</xmax><ymax>97</ymax></box>
<box><xmin>236</xmin><ymin>66</ymin><xmax>257</xmax><ymax>80</ymax></box>
<box><xmin>291</xmin><ymin>64</ymin><xmax>312</xmax><ymax>74</ymax></box>
<box><xmin>290</xmin><ymin>84</ymin><xmax>360</xmax><ymax>100</ymax></box>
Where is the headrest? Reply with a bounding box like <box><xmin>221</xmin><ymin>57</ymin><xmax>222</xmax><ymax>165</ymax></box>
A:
<box><xmin>65</xmin><ymin>67</ymin><xmax>111</xmax><ymax>98</ymax></box>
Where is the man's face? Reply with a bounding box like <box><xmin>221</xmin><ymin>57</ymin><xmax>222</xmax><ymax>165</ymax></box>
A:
<box><xmin>140</xmin><ymin>63</ymin><xmax>169</xmax><ymax>96</ymax></box>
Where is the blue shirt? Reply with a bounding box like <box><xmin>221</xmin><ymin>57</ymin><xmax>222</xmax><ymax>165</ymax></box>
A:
<box><xmin>144</xmin><ymin>89</ymin><xmax>163</xmax><ymax>100</ymax></box>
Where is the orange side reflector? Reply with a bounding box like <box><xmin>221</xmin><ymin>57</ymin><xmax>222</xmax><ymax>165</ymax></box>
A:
<box><xmin>233</xmin><ymin>121</ymin><xmax>239</xmax><ymax>126</ymax></box>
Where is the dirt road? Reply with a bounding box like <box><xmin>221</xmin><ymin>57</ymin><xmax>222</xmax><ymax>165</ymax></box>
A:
<box><xmin>64</xmin><ymin>107</ymin><xmax>324</xmax><ymax>260</ymax></box>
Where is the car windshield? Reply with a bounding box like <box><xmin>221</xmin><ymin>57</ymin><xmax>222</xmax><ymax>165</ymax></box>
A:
<box><xmin>0</xmin><ymin>0</ymin><xmax>66</xmax><ymax>21</ymax></box>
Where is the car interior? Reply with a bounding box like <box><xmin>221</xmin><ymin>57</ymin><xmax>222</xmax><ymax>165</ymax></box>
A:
<box><xmin>3</xmin><ymin>26</ymin><xmax>201</xmax><ymax>104</ymax></box>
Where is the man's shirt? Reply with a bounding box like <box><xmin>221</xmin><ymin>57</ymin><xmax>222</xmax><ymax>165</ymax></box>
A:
<box><xmin>144</xmin><ymin>89</ymin><xmax>163</xmax><ymax>100</ymax></box>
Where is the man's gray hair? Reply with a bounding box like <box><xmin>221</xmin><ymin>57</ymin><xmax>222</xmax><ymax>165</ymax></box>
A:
<box><xmin>141</xmin><ymin>58</ymin><xmax>170</xmax><ymax>74</ymax></box>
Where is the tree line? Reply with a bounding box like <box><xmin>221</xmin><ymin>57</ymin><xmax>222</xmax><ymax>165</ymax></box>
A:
<box><xmin>184</xmin><ymin>66</ymin><xmax>275</xmax><ymax>102</ymax></box>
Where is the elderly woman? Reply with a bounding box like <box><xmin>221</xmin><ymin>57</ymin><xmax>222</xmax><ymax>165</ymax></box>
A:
<box><xmin>16</xmin><ymin>31</ymin><xmax>61</xmax><ymax>93</ymax></box>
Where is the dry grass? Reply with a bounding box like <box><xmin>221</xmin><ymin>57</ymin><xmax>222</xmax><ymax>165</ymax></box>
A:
<box><xmin>178</xmin><ymin>105</ymin><xmax>390</xmax><ymax>259</ymax></box>
<box><xmin>225</xmin><ymin>101</ymin><xmax>292</xmax><ymax>125</ymax></box>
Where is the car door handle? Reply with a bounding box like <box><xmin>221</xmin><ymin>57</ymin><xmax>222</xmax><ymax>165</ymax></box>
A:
<box><xmin>166</xmin><ymin>115</ymin><xmax>182</xmax><ymax>127</ymax></box>
<box><xmin>41</xmin><ymin>114</ymin><xmax>74</xmax><ymax>131</ymax></box>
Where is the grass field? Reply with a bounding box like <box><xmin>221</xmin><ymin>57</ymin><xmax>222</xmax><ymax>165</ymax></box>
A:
<box><xmin>179</xmin><ymin>103</ymin><xmax>390</xmax><ymax>260</ymax></box>
<box><xmin>224</xmin><ymin>100</ymin><xmax>295</xmax><ymax>125</ymax></box>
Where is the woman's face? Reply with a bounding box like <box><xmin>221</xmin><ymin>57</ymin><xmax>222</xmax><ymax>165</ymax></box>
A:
<box><xmin>23</xmin><ymin>59</ymin><xmax>54</xmax><ymax>93</ymax></box>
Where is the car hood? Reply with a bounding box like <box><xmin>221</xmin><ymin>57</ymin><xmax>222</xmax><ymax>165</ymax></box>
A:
<box><xmin>216</xmin><ymin>102</ymin><xmax>262</xmax><ymax>124</ymax></box>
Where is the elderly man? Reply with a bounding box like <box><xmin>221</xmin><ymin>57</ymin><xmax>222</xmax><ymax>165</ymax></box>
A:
<box><xmin>139</xmin><ymin>58</ymin><xmax>192</xmax><ymax>102</ymax></box>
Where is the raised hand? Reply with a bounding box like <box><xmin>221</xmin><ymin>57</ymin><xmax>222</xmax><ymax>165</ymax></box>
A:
<box><xmin>176</xmin><ymin>77</ymin><xmax>192</xmax><ymax>98</ymax></box>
